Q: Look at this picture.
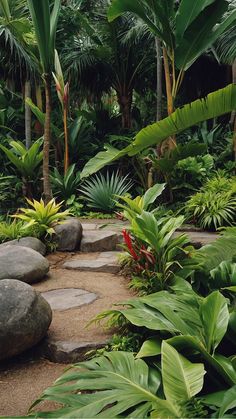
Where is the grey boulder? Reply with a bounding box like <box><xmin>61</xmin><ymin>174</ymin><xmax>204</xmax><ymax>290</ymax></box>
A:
<box><xmin>0</xmin><ymin>236</ymin><xmax>46</xmax><ymax>255</ymax></box>
<box><xmin>0</xmin><ymin>245</ymin><xmax>49</xmax><ymax>284</ymax></box>
<box><xmin>54</xmin><ymin>218</ymin><xmax>83</xmax><ymax>251</ymax></box>
<box><xmin>0</xmin><ymin>279</ymin><xmax>52</xmax><ymax>360</ymax></box>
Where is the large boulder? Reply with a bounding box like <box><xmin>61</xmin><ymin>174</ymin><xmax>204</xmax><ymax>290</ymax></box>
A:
<box><xmin>0</xmin><ymin>279</ymin><xmax>52</xmax><ymax>360</ymax></box>
<box><xmin>0</xmin><ymin>245</ymin><xmax>49</xmax><ymax>284</ymax></box>
<box><xmin>54</xmin><ymin>218</ymin><xmax>83</xmax><ymax>251</ymax></box>
<box><xmin>0</xmin><ymin>237</ymin><xmax>46</xmax><ymax>255</ymax></box>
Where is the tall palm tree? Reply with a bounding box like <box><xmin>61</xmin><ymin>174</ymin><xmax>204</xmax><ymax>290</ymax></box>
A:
<box><xmin>27</xmin><ymin>0</ymin><xmax>61</xmax><ymax>202</ymax></box>
<box><xmin>62</xmin><ymin>3</ymin><xmax>152</xmax><ymax>129</ymax></box>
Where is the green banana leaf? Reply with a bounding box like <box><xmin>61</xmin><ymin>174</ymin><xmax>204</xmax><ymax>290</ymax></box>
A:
<box><xmin>81</xmin><ymin>84</ymin><xmax>236</xmax><ymax>178</ymax></box>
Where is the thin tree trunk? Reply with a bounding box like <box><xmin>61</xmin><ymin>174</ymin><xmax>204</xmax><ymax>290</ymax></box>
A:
<box><xmin>117</xmin><ymin>91</ymin><xmax>132</xmax><ymax>129</ymax></box>
<box><xmin>63</xmin><ymin>107</ymin><xmax>69</xmax><ymax>173</ymax></box>
<box><xmin>163</xmin><ymin>47</ymin><xmax>173</xmax><ymax>116</ymax></box>
<box><xmin>155</xmin><ymin>37</ymin><xmax>162</xmax><ymax>122</ymax></box>
<box><xmin>43</xmin><ymin>74</ymin><xmax>52</xmax><ymax>202</ymax></box>
<box><xmin>25</xmin><ymin>80</ymin><xmax>31</xmax><ymax>149</ymax></box>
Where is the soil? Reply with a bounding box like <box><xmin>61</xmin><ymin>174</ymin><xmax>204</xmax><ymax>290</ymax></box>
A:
<box><xmin>0</xmin><ymin>251</ymin><xmax>133</xmax><ymax>417</ymax></box>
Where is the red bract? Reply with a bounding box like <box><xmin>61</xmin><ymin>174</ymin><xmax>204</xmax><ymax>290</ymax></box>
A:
<box><xmin>122</xmin><ymin>229</ymin><xmax>138</xmax><ymax>260</ymax></box>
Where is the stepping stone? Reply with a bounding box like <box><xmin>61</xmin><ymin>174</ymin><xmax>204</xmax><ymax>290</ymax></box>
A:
<box><xmin>38</xmin><ymin>338</ymin><xmax>108</xmax><ymax>363</ymax></box>
<box><xmin>41</xmin><ymin>288</ymin><xmax>97</xmax><ymax>311</ymax></box>
<box><xmin>174</xmin><ymin>231</ymin><xmax>219</xmax><ymax>248</ymax></box>
<box><xmin>80</xmin><ymin>230</ymin><xmax>122</xmax><ymax>252</ymax></box>
<box><xmin>63</xmin><ymin>251</ymin><xmax>121</xmax><ymax>273</ymax></box>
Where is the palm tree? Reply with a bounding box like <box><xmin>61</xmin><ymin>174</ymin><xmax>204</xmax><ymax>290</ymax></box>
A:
<box><xmin>62</xmin><ymin>2</ymin><xmax>152</xmax><ymax>129</ymax></box>
<box><xmin>0</xmin><ymin>0</ymin><xmax>37</xmax><ymax>147</ymax></box>
<box><xmin>26</xmin><ymin>0</ymin><xmax>61</xmax><ymax>202</ymax></box>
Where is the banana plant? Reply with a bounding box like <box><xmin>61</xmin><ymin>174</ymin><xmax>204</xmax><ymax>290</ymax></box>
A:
<box><xmin>27</xmin><ymin>0</ymin><xmax>61</xmax><ymax>202</ymax></box>
<box><xmin>81</xmin><ymin>83</ymin><xmax>236</xmax><ymax>178</ymax></box>
<box><xmin>26</xmin><ymin>341</ymin><xmax>205</xmax><ymax>418</ymax></box>
<box><xmin>108</xmin><ymin>0</ymin><xmax>236</xmax><ymax>116</ymax></box>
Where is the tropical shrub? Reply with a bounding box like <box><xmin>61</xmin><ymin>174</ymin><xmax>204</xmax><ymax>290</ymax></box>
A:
<box><xmin>14</xmin><ymin>198</ymin><xmax>70</xmax><ymax>238</ymax></box>
<box><xmin>0</xmin><ymin>219</ymin><xmax>33</xmax><ymax>243</ymax></box>
<box><xmin>121</xmin><ymin>213</ymin><xmax>194</xmax><ymax>294</ymax></box>
<box><xmin>51</xmin><ymin>164</ymin><xmax>80</xmax><ymax>201</ymax></box>
<box><xmin>0</xmin><ymin>140</ymin><xmax>43</xmax><ymax>197</ymax></box>
<box><xmin>0</xmin><ymin>174</ymin><xmax>22</xmax><ymax>214</ymax></box>
<box><xmin>185</xmin><ymin>190</ymin><xmax>236</xmax><ymax>230</ymax></box>
<box><xmin>79</xmin><ymin>171</ymin><xmax>133</xmax><ymax>212</ymax></box>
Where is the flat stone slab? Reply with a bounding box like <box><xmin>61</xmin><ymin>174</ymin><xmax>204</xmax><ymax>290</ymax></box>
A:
<box><xmin>38</xmin><ymin>338</ymin><xmax>108</xmax><ymax>363</ymax></box>
<box><xmin>63</xmin><ymin>251</ymin><xmax>121</xmax><ymax>273</ymax></box>
<box><xmin>41</xmin><ymin>288</ymin><xmax>97</xmax><ymax>311</ymax></box>
<box><xmin>80</xmin><ymin>230</ymin><xmax>122</xmax><ymax>252</ymax></box>
<box><xmin>174</xmin><ymin>231</ymin><xmax>219</xmax><ymax>248</ymax></box>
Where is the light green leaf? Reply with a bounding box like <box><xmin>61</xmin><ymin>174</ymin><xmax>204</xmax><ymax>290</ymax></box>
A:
<box><xmin>162</xmin><ymin>341</ymin><xmax>205</xmax><ymax>401</ymax></box>
<box><xmin>200</xmin><ymin>291</ymin><xmax>229</xmax><ymax>354</ymax></box>
<box><xmin>136</xmin><ymin>338</ymin><xmax>162</xmax><ymax>359</ymax></box>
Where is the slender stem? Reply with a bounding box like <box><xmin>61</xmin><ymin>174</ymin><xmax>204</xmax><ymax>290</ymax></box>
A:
<box><xmin>155</xmin><ymin>37</ymin><xmax>162</xmax><ymax>122</ymax></box>
<box><xmin>63</xmin><ymin>106</ymin><xmax>69</xmax><ymax>173</ymax></box>
<box><xmin>25</xmin><ymin>80</ymin><xmax>31</xmax><ymax>149</ymax></box>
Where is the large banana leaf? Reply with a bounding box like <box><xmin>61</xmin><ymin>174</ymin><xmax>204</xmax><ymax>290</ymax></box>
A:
<box><xmin>108</xmin><ymin>0</ymin><xmax>236</xmax><ymax>71</ymax></box>
<box><xmin>81</xmin><ymin>84</ymin><xmax>236</xmax><ymax>178</ymax></box>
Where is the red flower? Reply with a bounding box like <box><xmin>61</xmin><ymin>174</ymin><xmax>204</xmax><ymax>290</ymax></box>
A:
<box><xmin>122</xmin><ymin>229</ymin><xmax>138</xmax><ymax>260</ymax></box>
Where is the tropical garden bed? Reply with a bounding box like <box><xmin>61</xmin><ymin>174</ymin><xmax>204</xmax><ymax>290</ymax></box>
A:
<box><xmin>1</xmin><ymin>0</ymin><xmax>236</xmax><ymax>417</ymax></box>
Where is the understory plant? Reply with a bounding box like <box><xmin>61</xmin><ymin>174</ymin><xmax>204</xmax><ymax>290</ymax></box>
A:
<box><xmin>0</xmin><ymin>219</ymin><xmax>33</xmax><ymax>243</ymax></box>
<box><xmin>80</xmin><ymin>171</ymin><xmax>133</xmax><ymax>212</ymax></box>
<box><xmin>0</xmin><ymin>140</ymin><xmax>43</xmax><ymax>198</ymax></box>
<box><xmin>50</xmin><ymin>164</ymin><xmax>80</xmax><ymax>201</ymax></box>
<box><xmin>14</xmin><ymin>198</ymin><xmax>70</xmax><ymax>238</ymax></box>
<box><xmin>26</xmin><ymin>282</ymin><xmax>236</xmax><ymax>418</ymax></box>
<box><xmin>185</xmin><ymin>173</ymin><xmax>236</xmax><ymax>230</ymax></box>
<box><xmin>117</xmin><ymin>184</ymin><xmax>194</xmax><ymax>293</ymax></box>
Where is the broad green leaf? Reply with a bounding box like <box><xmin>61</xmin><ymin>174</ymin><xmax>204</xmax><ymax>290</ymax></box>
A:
<box><xmin>25</xmin><ymin>98</ymin><xmax>61</xmax><ymax>137</ymax></box>
<box><xmin>143</xmin><ymin>183</ymin><xmax>166</xmax><ymax>210</ymax></box>
<box><xmin>218</xmin><ymin>385</ymin><xmax>236</xmax><ymax>418</ymax></box>
<box><xmin>162</xmin><ymin>341</ymin><xmax>205</xmax><ymax>401</ymax></box>
<box><xmin>210</xmin><ymin>261</ymin><xmax>236</xmax><ymax>289</ymax></box>
<box><xmin>200</xmin><ymin>291</ymin><xmax>229</xmax><ymax>354</ymax></box>
<box><xmin>136</xmin><ymin>338</ymin><xmax>162</xmax><ymax>358</ymax></box>
<box><xmin>28</xmin><ymin>351</ymin><xmax>161</xmax><ymax>418</ymax></box>
<box><xmin>81</xmin><ymin>84</ymin><xmax>236</xmax><ymax>178</ymax></box>
<box><xmin>167</xmin><ymin>335</ymin><xmax>236</xmax><ymax>386</ymax></box>
<box><xmin>175</xmin><ymin>0</ymin><xmax>215</xmax><ymax>43</ymax></box>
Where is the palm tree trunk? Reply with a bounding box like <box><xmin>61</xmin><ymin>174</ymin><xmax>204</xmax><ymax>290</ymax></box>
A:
<box><xmin>43</xmin><ymin>74</ymin><xmax>52</xmax><ymax>202</ymax></box>
<box><xmin>25</xmin><ymin>80</ymin><xmax>31</xmax><ymax>149</ymax></box>
<box><xmin>155</xmin><ymin>37</ymin><xmax>162</xmax><ymax>122</ymax></box>
<box><xmin>117</xmin><ymin>91</ymin><xmax>132</xmax><ymax>129</ymax></box>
